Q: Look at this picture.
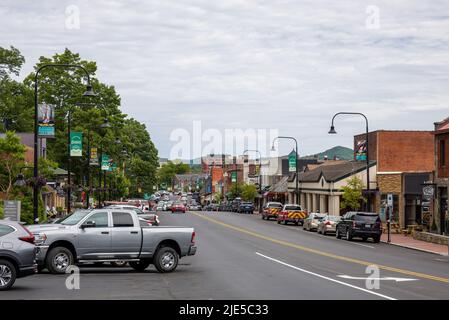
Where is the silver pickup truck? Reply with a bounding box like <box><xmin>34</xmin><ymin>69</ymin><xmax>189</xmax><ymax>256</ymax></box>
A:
<box><xmin>27</xmin><ymin>208</ymin><xmax>196</xmax><ymax>274</ymax></box>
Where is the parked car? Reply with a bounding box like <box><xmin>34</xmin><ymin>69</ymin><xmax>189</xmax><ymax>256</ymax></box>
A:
<box><xmin>238</xmin><ymin>202</ymin><xmax>255</xmax><ymax>214</ymax></box>
<box><xmin>106</xmin><ymin>205</ymin><xmax>159</xmax><ymax>226</ymax></box>
<box><xmin>317</xmin><ymin>215</ymin><xmax>341</xmax><ymax>235</ymax></box>
<box><xmin>261</xmin><ymin>202</ymin><xmax>283</xmax><ymax>220</ymax></box>
<box><xmin>277</xmin><ymin>204</ymin><xmax>308</xmax><ymax>225</ymax></box>
<box><xmin>165</xmin><ymin>201</ymin><xmax>174</xmax><ymax>211</ymax></box>
<box><xmin>188</xmin><ymin>204</ymin><xmax>202</xmax><ymax>211</ymax></box>
<box><xmin>303</xmin><ymin>213</ymin><xmax>327</xmax><ymax>231</ymax></box>
<box><xmin>171</xmin><ymin>202</ymin><xmax>186</xmax><ymax>213</ymax></box>
<box><xmin>0</xmin><ymin>220</ymin><xmax>37</xmax><ymax>290</ymax></box>
<box><xmin>336</xmin><ymin>211</ymin><xmax>382</xmax><ymax>242</ymax></box>
<box><xmin>28</xmin><ymin>208</ymin><xmax>197</xmax><ymax>274</ymax></box>
<box><xmin>231</xmin><ymin>198</ymin><xmax>242</xmax><ymax>212</ymax></box>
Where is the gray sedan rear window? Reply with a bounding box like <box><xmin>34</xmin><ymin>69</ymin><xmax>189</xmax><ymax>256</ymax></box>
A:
<box><xmin>0</xmin><ymin>225</ymin><xmax>15</xmax><ymax>237</ymax></box>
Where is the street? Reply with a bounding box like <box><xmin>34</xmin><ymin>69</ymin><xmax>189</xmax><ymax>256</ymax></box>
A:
<box><xmin>2</xmin><ymin>210</ymin><xmax>449</xmax><ymax>300</ymax></box>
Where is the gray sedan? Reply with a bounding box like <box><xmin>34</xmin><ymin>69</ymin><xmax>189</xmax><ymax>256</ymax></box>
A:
<box><xmin>0</xmin><ymin>220</ymin><xmax>37</xmax><ymax>290</ymax></box>
<box><xmin>317</xmin><ymin>215</ymin><xmax>342</xmax><ymax>235</ymax></box>
<box><xmin>302</xmin><ymin>213</ymin><xmax>327</xmax><ymax>231</ymax></box>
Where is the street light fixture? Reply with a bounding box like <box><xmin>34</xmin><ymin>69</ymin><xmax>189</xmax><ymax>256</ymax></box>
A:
<box><xmin>328</xmin><ymin>111</ymin><xmax>371</xmax><ymax>211</ymax></box>
<box><xmin>34</xmin><ymin>64</ymin><xmax>95</xmax><ymax>224</ymax></box>
<box><xmin>271</xmin><ymin>136</ymin><xmax>300</xmax><ymax>205</ymax></box>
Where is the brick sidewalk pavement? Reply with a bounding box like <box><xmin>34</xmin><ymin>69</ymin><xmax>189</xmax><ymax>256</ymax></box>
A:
<box><xmin>381</xmin><ymin>233</ymin><xmax>448</xmax><ymax>255</ymax></box>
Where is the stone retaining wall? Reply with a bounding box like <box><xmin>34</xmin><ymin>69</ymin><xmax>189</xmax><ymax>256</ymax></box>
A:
<box><xmin>412</xmin><ymin>231</ymin><xmax>449</xmax><ymax>245</ymax></box>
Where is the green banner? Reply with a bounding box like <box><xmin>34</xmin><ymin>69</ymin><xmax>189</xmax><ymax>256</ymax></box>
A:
<box><xmin>101</xmin><ymin>154</ymin><xmax>110</xmax><ymax>171</ymax></box>
<box><xmin>288</xmin><ymin>151</ymin><xmax>296</xmax><ymax>172</ymax></box>
<box><xmin>70</xmin><ymin>132</ymin><xmax>83</xmax><ymax>157</ymax></box>
<box><xmin>231</xmin><ymin>171</ymin><xmax>237</xmax><ymax>183</ymax></box>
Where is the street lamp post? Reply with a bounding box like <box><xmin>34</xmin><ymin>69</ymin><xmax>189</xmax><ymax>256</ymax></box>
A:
<box><xmin>271</xmin><ymin>136</ymin><xmax>300</xmax><ymax>205</ymax></box>
<box><xmin>34</xmin><ymin>64</ymin><xmax>95</xmax><ymax>224</ymax></box>
<box><xmin>328</xmin><ymin>112</ymin><xmax>371</xmax><ymax>212</ymax></box>
<box><xmin>243</xmin><ymin>149</ymin><xmax>263</xmax><ymax>213</ymax></box>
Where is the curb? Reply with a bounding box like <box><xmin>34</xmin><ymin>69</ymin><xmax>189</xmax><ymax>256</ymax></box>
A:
<box><xmin>381</xmin><ymin>240</ymin><xmax>448</xmax><ymax>256</ymax></box>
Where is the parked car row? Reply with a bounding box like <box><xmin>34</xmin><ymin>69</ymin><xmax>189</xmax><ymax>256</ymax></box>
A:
<box><xmin>260</xmin><ymin>203</ymin><xmax>383</xmax><ymax>243</ymax></box>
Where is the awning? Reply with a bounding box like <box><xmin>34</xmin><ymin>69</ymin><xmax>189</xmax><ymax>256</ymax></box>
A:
<box><xmin>269</xmin><ymin>176</ymin><xmax>289</xmax><ymax>193</ymax></box>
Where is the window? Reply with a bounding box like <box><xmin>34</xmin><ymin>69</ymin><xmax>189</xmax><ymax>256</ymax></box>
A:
<box><xmin>0</xmin><ymin>225</ymin><xmax>15</xmax><ymax>237</ymax></box>
<box><xmin>112</xmin><ymin>212</ymin><xmax>134</xmax><ymax>227</ymax></box>
<box><xmin>85</xmin><ymin>212</ymin><xmax>109</xmax><ymax>228</ymax></box>
<box><xmin>441</xmin><ymin>140</ymin><xmax>446</xmax><ymax>167</ymax></box>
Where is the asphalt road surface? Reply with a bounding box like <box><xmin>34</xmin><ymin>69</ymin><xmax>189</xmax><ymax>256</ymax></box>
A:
<box><xmin>2</xmin><ymin>210</ymin><xmax>449</xmax><ymax>300</ymax></box>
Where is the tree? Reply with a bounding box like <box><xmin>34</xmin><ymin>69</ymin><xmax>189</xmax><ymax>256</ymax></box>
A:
<box><xmin>229</xmin><ymin>183</ymin><xmax>243</xmax><ymax>199</ymax></box>
<box><xmin>0</xmin><ymin>46</ymin><xmax>33</xmax><ymax>133</ymax></box>
<box><xmin>157</xmin><ymin>161</ymin><xmax>190</xmax><ymax>188</ymax></box>
<box><xmin>340</xmin><ymin>176</ymin><xmax>366</xmax><ymax>211</ymax></box>
<box><xmin>241</xmin><ymin>183</ymin><xmax>258</xmax><ymax>202</ymax></box>
<box><xmin>0</xmin><ymin>131</ymin><xmax>26</xmax><ymax>199</ymax></box>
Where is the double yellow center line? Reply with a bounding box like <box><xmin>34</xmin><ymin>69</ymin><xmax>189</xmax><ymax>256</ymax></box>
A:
<box><xmin>191</xmin><ymin>212</ymin><xmax>449</xmax><ymax>284</ymax></box>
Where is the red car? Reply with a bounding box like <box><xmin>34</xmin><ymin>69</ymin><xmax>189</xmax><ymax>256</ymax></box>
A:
<box><xmin>171</xmin><ymin>202</ymin><xmax>186</xmax><ymax>213</ymax></box>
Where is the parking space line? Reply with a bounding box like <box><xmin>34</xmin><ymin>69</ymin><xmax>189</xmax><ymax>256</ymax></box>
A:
<box><xmin>255</xmin><ymin>252</ymin><xmax>396</xmax><ymax>300</ymax></box>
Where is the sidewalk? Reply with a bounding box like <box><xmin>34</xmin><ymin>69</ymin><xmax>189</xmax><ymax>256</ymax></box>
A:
<box><xmin>381</xmin><ymin>233</ymin><xmax>448</xmax><ymax>256</ymax></box>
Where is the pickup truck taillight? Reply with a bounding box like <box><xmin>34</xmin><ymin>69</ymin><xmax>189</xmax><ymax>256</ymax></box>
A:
<box><xmin>191</xmin><ymin>231</ymin><xmax>196</xmax><ymax>244</ymax></box>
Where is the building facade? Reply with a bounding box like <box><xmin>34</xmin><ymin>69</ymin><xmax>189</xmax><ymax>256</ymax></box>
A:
<box><xmin>434</xmin><ymin>117</ymin><xmax>449</xmax><ymax>235</ymax></box>
<box><xmin>354</xmin><ymin>130</ymin><xmax>435</xmax><ymax>229</ymax></box>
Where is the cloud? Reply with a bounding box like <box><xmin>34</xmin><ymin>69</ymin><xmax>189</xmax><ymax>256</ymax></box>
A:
<box><xmin>1</xmin><ymin>0</ymin><xmax>448</xmax><ymax>158</ymax></box>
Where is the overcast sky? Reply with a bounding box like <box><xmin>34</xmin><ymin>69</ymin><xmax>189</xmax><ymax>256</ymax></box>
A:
<box><xmin>1</xmin><ymin>0</ymin><xmax>448</xmax><ymax>159</ymax></box>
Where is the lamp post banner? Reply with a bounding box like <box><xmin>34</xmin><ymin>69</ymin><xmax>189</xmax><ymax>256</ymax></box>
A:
<box><xmin>38</xmin><ymin>104</ymin><xmax>55</xmax><ymax>138</ymax></box>
<box><xmin>231</xmin><ymin>171</ymin><xmax>237</xmax><ymax>183</ymax></box>
<box><xmin>288</xmin><ymin>151</ymin><xmax>296</xmax><ymax>172</ymax></box>
<box><xmin>90</xmin><ymin>147</ymin><xmax>99</xmax><ymax>165</ymax></box>
<box><xmin>101</xmin><ymin>154</ymin><xmax>110</xmax><ymax>171</ymax></box>
<box><xmin>70</xmin><ymin>132</ymin><xmax>83</xmax><ymax>156</ymax></box>
<box><xmin>355</xmin><ymin>139</ymin><xmax>367</xmax><ymax>161</ymax></box>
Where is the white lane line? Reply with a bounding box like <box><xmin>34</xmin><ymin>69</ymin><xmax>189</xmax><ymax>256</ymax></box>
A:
<box><xmin>255</xmin><ymin>252</ymin><xmax>397</xmax><ymax>301</ymax></box>
<box><xmin>348</xmin><ymin>242</ymin><xmax>375</xmax><ymax>249</ymax></box>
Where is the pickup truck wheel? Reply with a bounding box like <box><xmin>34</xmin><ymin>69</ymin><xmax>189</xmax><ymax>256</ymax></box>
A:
<box><xmin>46</xmin><ymin>247</ymin><xmax>74</xmax><ymax>274</ymax></box>
<box><xmin>154</xmin><ymin>247</ymin><xmax>179</xmax><ymax>273</ymax></box>
<box><xmin>129</xmin><ymin>260</ymin><xmax>151</xmax><ymax>272</ymax></box>
<box><xmin>0</xmin><ymin>259</ymin><xmax>16</xmax><ymax>291</ymax></box>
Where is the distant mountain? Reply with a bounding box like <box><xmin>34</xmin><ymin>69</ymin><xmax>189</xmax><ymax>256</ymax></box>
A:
<box><xmin>301</xmin><ymin>146</ymin><xmax>354</xmax><ymax>160</ymax></box>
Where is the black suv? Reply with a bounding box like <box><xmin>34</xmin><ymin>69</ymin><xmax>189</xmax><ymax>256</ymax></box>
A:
<box><xmin>336</xmin><ymin>211</ymin><xmax>382</xmax><ymax>243</ymax></box>
<box><xmin>238</xmin><ymin>202</ymin><xmax>255</xmax><ymax>214</ymax></box>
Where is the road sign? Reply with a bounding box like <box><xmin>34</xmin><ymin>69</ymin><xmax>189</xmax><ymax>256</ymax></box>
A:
<box><xmin>2</xmin><ymin>200</ymin><xmax>21</xmax><ymax>221</ymax></box>
<box><xmin>288</xmin><ymin>151</ymin><xmax>296</xmax><ymax>172</ymax></box>
<box><xmin>70</xmin><ymin>132</ymin><xmax>83</xmax><ymax>157</ymax></box>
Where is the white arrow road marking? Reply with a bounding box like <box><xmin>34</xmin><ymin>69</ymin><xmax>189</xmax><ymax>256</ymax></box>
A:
<box><xmin>255</xmin><ymin>252</ymin><xmax>397</xmax><ymax>300</ymax></box>
<box><xmin>338</xmin><ymin>275</ymin><xmax>418</xmax><ymax>282</ymax></box>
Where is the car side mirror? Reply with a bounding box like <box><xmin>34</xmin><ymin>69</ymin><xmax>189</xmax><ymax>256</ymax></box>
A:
<box><xmin>81</xmin><ymin>220</ymin><xmax>96</xmax><ymax>229</ymax></box>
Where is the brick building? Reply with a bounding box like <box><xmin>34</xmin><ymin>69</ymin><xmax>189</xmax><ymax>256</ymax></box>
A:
<box><xmin>354</xmin><ymin>130</ymin><xmax>434</xmax><ymax>229</ymax></box>
<box><xmin>434</xmin><ymin>117</ymin><xmax>449</xmax><ymax>235</ymax></box>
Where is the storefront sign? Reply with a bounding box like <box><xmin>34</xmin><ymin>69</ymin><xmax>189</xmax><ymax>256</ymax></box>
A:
<box><xmin>423</xmin><ymin>185</ymin><xmax>435</xmax><ymax>200</ymax></box>
<box><xmin>38</xmin><ymin>104</ymin><xmax>55</xmax><ymax>138</ymax></box>
<box><xmin>2</xmin><ymin>200</ymin><xmax>21</xmax><ymax>221</ymax></box>
<box><xmin>69</xmin><ymin>132</ymin><xmax>83</xmax><ymax>157</ymax></box>
<box><xmin>89</xmin><ymin>147</ymin><xmax>99</xmax><ymax>166</ymax></box>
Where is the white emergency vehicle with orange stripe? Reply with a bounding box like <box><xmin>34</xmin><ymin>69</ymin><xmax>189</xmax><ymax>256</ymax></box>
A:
<box><xmin>277</xmin><ymin>204</ymin><xmax>308</xmax><ymax>226</ymax></box>
<box><xmin>261</xmin><ymin>202</ymin><xmax>283</xmax><ymax>220</ymax></box>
